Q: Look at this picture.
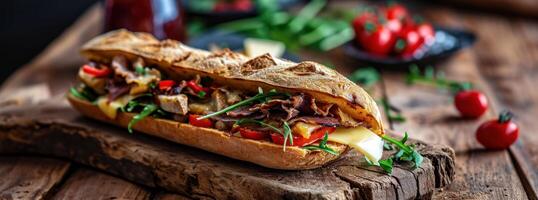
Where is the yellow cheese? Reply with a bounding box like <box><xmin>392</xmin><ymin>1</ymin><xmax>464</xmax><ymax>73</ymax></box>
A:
<box><xmin>96</xmin><ymin>95</ymin><xmax>137</xmax><ymax>119</ymax></box>
<box><xmin>328</xmin><ymin>126</ymin><xmax>384</xmax><ymax>164</ymax></box>
<box><xmin>292</xmin><ymin>122</ymin><xmax>321</xmax><ymax>139</ymax></box>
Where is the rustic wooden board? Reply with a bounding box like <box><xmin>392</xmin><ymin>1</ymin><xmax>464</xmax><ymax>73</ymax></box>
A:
<box><xmin>51</xmin><ymin>169</ymin><xmax>151</xmax><ymax>200</ymax></box>
<box><xmin>0</xmin><ymin>101</ymin><xmax>455</xmax><ymax>200</ymax></box>
<box><xmin>0</xmin><ymin>156</ymin><xmax>70</xmax><ymax>200</ymax></box>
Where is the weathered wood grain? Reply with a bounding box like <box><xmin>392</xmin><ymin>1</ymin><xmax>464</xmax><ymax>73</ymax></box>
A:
<box><xmin>52</xmin><ymin>168</ymin><xmax>151</xmax><ymax>200</ymax></box>
<box><xmin>0</xmin><ymin>102</ymin><xmax>454</xmax><ymax>200</ymax></box>
<box><xmin>0</xmin><ymin>156</ymin><xmax>70</xmax><ymax>200</ymax></box>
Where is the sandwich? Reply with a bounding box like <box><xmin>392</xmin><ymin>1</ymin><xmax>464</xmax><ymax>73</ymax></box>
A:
<box><xmin>67</xmin><ymin>29</ymin><xmax>385</xmax><ymax>170</ymax></box>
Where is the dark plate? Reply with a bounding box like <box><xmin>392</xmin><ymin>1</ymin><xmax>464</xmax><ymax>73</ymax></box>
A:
<box><xmin>187</xmin><ymin>30</ymin><xmax>300</xmax><ymax>62</ymax></box>
<box><xmin>343</xmin><ymin>27</ymin><xmax>476</xmax><ymax>67</ymax></box>
<box><xmin>182</xmin><ymin>0</ymin><xmax>302</xmax><ymax>24</ymax></box>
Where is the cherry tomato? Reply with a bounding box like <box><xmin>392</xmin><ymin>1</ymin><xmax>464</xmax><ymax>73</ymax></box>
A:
<box><xmin>396</xmin><ymin>27</ymin><xmax>425</xmax><ymax>57</ymax></box>
<box><xmin>386</xmin><ymin>19</ymin><xmax>403</xmax><ymax>35</ymax></box>
<box><xmin>232</xmin><ymin>0</ymin><xmax>252</xmax><ymax>11</ymax></box>
<box><xmin>358</xmin><ymin>24</ymin><xmax>396</xmax><ymax>55</ymax></box>
<box><xmin>158</xmin><ymin>80</ymin><xmax>176</xmax><ymax>91</ymax></box>
<box><xmin>82</xmin><ymin>64</ymin><xmax>111</xmax><ymax>78</ymax></box>
<box><xmin>416</xmin><ymin>23</ymin><xmax>435</xmax><ymax>43</ymax></box>
<box><xmin>271</xmin><ymin>127</ymin><xmax>336</xmax><ymax>147</ymax></box>
<box><xmin>385</xmin><ymin>4</ymin><xmax>408</xmax><ymax>20</ymax></box>
<box><xmin>238</xmin><ymin>127</ymin><xmax>268</xmax><ymax>140</ymax></box>
<box><xmin>454</xmin><ymin>90</ymin><xmax>489</xmax><ymax>118</ymax></box>
<box><xmin>476</xmin><ymin>111</ymin><xmax>519</xmax><ymax>149</ymax></box>
<box><xmin>352</xmin><ymin>11</ymin><xmax>377</xmax><ymax>36</ymax></box>
<box><xmin>188</xmin><ymin>114</ymin><xmax>213</xmax><ymax>128</ymax></box>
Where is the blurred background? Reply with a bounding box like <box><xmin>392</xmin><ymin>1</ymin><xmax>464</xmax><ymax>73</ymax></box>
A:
<box><xmin>0</xmin><ymin>0</ymin><xmax>537</xmax><ymax>84</ymax></box>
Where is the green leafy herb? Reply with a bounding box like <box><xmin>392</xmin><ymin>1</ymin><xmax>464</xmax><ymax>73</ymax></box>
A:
<box><xmin>197</xmin><ymin>87</ymin><xmax>289</xmax><ymax>120</ymax></box>
<box><xmin>303</xmin><ymin>132</ymin><xmax>339</xmax><ymax>155</ymax></box>
<box><xmin>378</xmin><ymin>158</ymin><xmax>394</xmax><ymax>174</ymax></box>
<box><xmin>379</xmin><ymin>98</ymin><xmax>406</xmax><ymax>123</ymax></box>
<box><xmin>69</xmin><ymin>86</ymin><xmax>97</xmax><ymax>102</ymax></box>
<box><xmin>128</xmin><ymin>104</ymin><xmax>158</xmax><ymax>134</ymax></box>
<box><xmin>234</xmin><ymin>119</ymin><xmax>282</xmax><ymax>133</ymax></box>
<box><xmin>381</xmin><ymin>132</ymin><xmax>423</xmax><ymax>169</ymax></box>
<box><xmin>135</xmin><ymin>65</ymin><xmax>146</xmax><ymax>75</ymax></box>
<box><xmin>282</xmin><ymin>121</ymin><xmax>293</xmax><ymax>151</ymax></box>
<box><xmin>406</xmin><ymin>65</ymin><xmax>472</xmax><ymax>93</ymax></box>
<box><xmin>198</xmin><ymin>91</ymin><xmax>206</xmax><ymax>98</ymax></box>
<box><xmin>349</xmin><ymin>67</ymin><xmax>380</xmax><ymax>87</ymax></box>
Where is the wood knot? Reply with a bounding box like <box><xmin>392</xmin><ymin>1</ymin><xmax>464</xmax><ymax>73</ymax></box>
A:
<box><xmin>241</xmin><ymin>54</ymin><xmax>276</xmax><ymax>75</ymax></box>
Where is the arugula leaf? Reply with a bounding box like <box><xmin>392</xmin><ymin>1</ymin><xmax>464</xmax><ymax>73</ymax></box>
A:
<box><xmin>128</xmin><ymin>104</ymin><xmax>158</xmax><ymax>134</ymax></box>
<box><xmin>234</xmin><ymin>119</ymin><xmax>282</xmax><ymax>133</ymax></box>
<box><xmin>135</xmin><ymin>65</ymin><xmax>146</xmax><ymax>75</ymax></box>
<box><xmin>69</xmin><ymin>86</ymin><xmax>97</xmax><ymax>102</ymax></box>
<box><xmin>406</xmin><ymin>64</ymin><xmax>473</xmax><ymax>93</ymax></box>
<box><xmin>69</xmin><ymin>87</ymin><xmax>89</xmax><ymax>101</ymax></box>
<box><xmin>282</xmin><ymin>121</ymin><xmax>293</xmax><ymax>151</ymax></box>
<box><xmin>349</xmin><ymin>67</ymin><xmax>380</xmax><ymax>87</ymax></box>
<box><xmin>379</xmin><ymin>158</ymin><xmax>394</xmax><ymax>174</ymax></box>
<box><xmin>381</xmin><ymin>133</ymin><xmax>423</xmax><ymax>169</ymax></box>
<box><xmin>303</xmin><ymin>132</ymin><xmax>339</xmax><ymax>155</ymax></box>
<box><xmin>197</xmin><ymin>87</ymin><xmax>289</xmax><ymax>120</ymax></box>
<box><xmin>379</xmin><ymin>98</ymin><xmax>406</xmax><ymax>123</ymax></box>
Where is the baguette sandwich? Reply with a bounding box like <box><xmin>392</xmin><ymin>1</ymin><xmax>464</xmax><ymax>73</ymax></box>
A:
<box><xmin>68</xmin><ymin>30</ymin><xmax>385</xmax><ymax>170</ymax></box>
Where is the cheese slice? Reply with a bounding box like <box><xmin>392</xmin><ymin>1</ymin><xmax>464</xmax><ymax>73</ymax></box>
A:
<box><xmin>328</xmin><ymin>126</ymin><xmax>384</xmax><ymax>164</ymax></box>
<box><xmin>96</xmin><ymin>95</ymin><xmax>137</xmax><ymax>119</ymax></box>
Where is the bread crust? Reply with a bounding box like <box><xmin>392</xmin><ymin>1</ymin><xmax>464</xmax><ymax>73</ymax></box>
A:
<box><xmin>80</xmin><ymin>30</ymin><xmax>384</xmax><ymax>135</ymax></box>
<box><xmin>67</xmin><ymin>94</ymin><xmax>350</xmax><ymax>170</ymax></box>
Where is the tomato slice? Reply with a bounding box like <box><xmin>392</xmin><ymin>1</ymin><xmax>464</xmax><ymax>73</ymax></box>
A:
<box><xmin>186</xmin><ymin>80</ymin><xmax>209</xmax><ymax>93</ymax></box>
<box><xmin>238</xmin><ymin>127</ymin><xmax>268</xmax><ymax>140</ymax></box>
<box><xmin>82</xmin><ymin>64</ymin><xmax>111</xmax><ymax>78</ymax></box>
<box><xmin>188</xmin><ymin>114</ymin><xmax>213</xmax><ymax>128</ymax></box>
<box><xmin>158</xmin><ymin>80</ymin><xmax>176</xmax><ymax>91</ymax></box>
<box><xmin>271</xmin><ymin>127</ymin><xmax>336</xmax><ymax>147</ymax></box>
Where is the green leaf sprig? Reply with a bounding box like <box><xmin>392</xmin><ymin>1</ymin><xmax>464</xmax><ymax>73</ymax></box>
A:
<box><xmin>377</xmin><ymin>132</ymin><xmax>424</xmax><ymax>174</ymax></box>
<box><xmin>197</xmin><ymin>88</ymin><xmax>289</xmax><ymax>120</ymax></box>
<box><xmin>379</xmin><ymin>98</ymin><xmax>405</xmax><ymax>123</ymax></box>
<box><xmin>234</xmin><ymin>119</ymin><xmax>293</xmax><ymax>151</ymax></box>
<box><xmin>349</xmin><ymin>67</ymin><xmax>380</xmax><ymax>88</ymax></box>
<box><xmin>127</xmin><ymin>104</ymin><xmax>158</xmax><ymax>134</ymax></box>
<box><xmin>69</xmin><ymin>86</ymin><xmax>97</xmax><ymax>102</ymax></box>
<box><xmin>303</xmin><ymin>132</ymin><xmax>338</xmax><ymax>155</ymax></box>
<box><xmin>406</xmin><ymin>65</ymin><xmax>472</xmax><ymax>93</ymax></box>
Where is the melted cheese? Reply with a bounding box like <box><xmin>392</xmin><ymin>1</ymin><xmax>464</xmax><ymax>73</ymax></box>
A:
<box><xmin>328</xmin><ymin>126</ymin><xmax>384</xmax><ymax>164</ymax></box>
<box><xmin>96</xmin><ymin>95</ymin><xmax>137</xmax><ymax>119</ymax></box>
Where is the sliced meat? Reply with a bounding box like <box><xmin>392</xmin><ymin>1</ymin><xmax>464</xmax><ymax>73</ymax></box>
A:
<box><xmin>289</xmin><ymin>116</ymin><xmax>340</xmax><ymax>127</ymax></box>
<box><xmin>211</xmin><ymin>90</ymin><xmax>229</xmax><ymax>111</ymax></box>
<box><xmin>309</xmin><ymin>98</ymin><xmax>334</xmax><ymax>116</ymax></box>
<box><xmin>158</xmin><ymin>94</ymin><xmax>189</xmax><ymax>115</ymax></box>
<box><xmin>333</xmin><ymin>107</ymin><xmax>361</xmax><ymax>127</ymax></box>
<box><xmin>111</xmin><ymin>56</ymin><xmax>135</xmax><ymax>80</ymax></box>
<box><xmin>106</xmin><ymin>77</ymin><xmax>131</xmax><ymax>101</ymax></box>
<box><xmin>217</xmin><ymin>87</ymin><xmax>242</xmax><ymax>104</ymax></box>
<box><xmin>112</xmin><ymin>56</ymin><xmax>161</xmax><ymax>95</ymax></box>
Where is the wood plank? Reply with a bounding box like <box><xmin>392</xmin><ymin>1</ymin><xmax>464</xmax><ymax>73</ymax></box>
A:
<box><xmin>457</xmin><ymin>11</ymin><xmax>538</xmax><ymax>199</ymax></box>
<box><xmin>52</xmin><ymin>168</ymin><xmax>150</xmax><ymax>200</ymax></box>
<box><xmin>0</xmin><ymin>156</ymin><xmax>70</xmax><ymax>200</ymax></box>
<box><xmin>380</xmin><ymin>6</ymin><xmax>530</xmax><ymax>199</ymax></box>
<box><xmin>0</xmin><ymin>102</ymin><xmax>454</xmax><ymax>200</ymax></box>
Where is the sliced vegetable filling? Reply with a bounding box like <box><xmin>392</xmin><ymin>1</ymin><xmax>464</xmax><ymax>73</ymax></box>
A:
<box><xmin>71</xmin><ymin>55</ymin><xmax>384</xmax><ymax>161</ymax></box>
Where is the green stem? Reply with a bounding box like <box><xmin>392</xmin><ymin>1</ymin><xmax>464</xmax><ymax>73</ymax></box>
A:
<box><xmin>197</xmin><ymin>91</ymin><xmax>286</xmax><ymax>120</ymax></box>
<box><xmin>381</xmin><ymin>135</ymin><xmax>412</xmax><ymax>153</ymax></box>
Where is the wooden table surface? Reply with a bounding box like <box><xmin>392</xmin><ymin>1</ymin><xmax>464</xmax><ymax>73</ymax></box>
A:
<box><xmin>0</xmin><ymin>1</ymin><xmax>537</xmax><ymax>199</ymax></box>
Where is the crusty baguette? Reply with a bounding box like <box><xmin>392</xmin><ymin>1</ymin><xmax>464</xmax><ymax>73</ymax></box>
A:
<box><xmin>67</xmin><ymin>94</ymin><xmax>350</xmax><ymax>170</ymax></box>
<box><xmin>80</xmin><ymin>29</ymin><xmax>384</xmax><ymax>135</ymax></box>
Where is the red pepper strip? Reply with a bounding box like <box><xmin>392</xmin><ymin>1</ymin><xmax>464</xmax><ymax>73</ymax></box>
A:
<box><xmin>186</xmin><ymin>80</ymin><xmax>209</xmax><ymax>93</ymax></box>
<box><xmin>238</xmin><ymin>127</ymin><xmax>268</xmax><ymax>140</ymax></box>
<box><xmin>158</xmin><ymin>80</ymin><xmax>176</xmax><ymax>91</ymax></box>
<box><xmin>271</xmin><ymin>127</ymin><xmax>336</xmax><ymax>147</ymax></box>
<box><xmin>188</xmin><ymin>114</ymin><xmax>213</xmax><ymax>128</ymax></box>
<box><xmin>82</xmin><ymin>64</ymin><xmax>111</xmax><ymax>78</ymax></box>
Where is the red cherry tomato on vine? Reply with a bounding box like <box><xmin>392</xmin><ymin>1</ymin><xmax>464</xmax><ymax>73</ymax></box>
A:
<box><xmin>416</xmin><ymin>23</ymin><xmax>435</xmax><ymax>43</ymax></box>
<box><xmin>385</xmin><ymin>4</ymin><xmax>408</xmax><ymax>20</ymax></box>
<box><xmin>476</xmin><ymin>112</ymin><xmax>519</xmax><ymax>149</ymax></box>
<box><xmin>358</xmin><ymin>24</ymin><xmax>396</xmax><ymax>55</ymax></box>
<box><xmin>454</xmin><ymin>90</ymin><xmax>489</xmax><ymax>118</ymax></box>
<box><xmin>352</xmin><ymin>12</ymin><xmax>377</xmax><ymax>36</ymax></box>
<box><xmin>395</xmin><ymin>27</ymin><xmax>425</xmax><ymax>57</ymax></box>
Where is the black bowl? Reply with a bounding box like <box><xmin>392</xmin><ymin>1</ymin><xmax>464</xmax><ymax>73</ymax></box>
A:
<box><xmin>187</xmin><ymin>30</ymin><xmax>300</xmax><ymax>62</ymax></box>
<box><xmin>343</xmin><ymin>27</ymin><xmax>476</xmax><ymax>67</ymax></box>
